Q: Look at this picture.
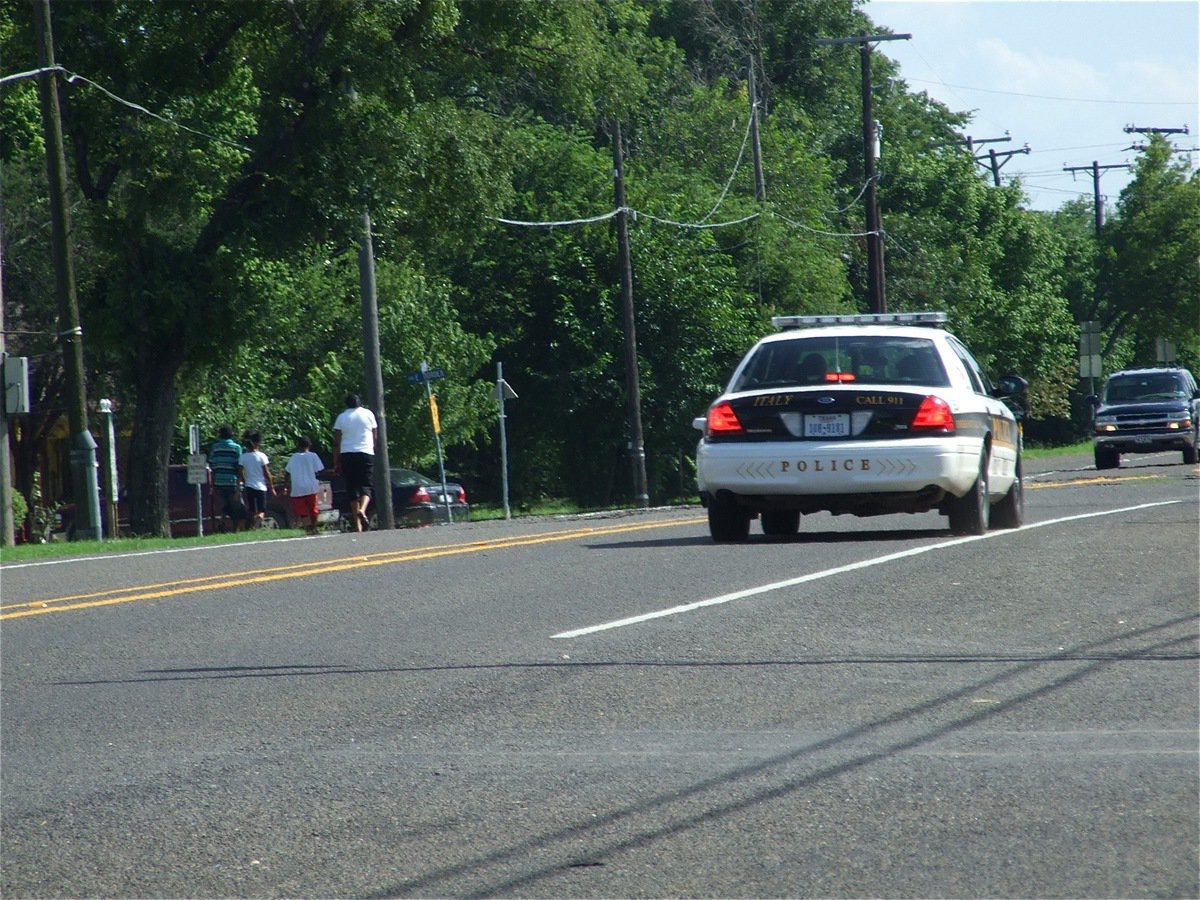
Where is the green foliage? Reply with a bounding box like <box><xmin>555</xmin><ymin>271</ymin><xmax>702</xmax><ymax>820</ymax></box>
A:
<box><xmin>1102</xmin><ymin>136</ymin><xmax>1200</xmax><ymax>373</ymax></box>
<box><xmin>9</xmin><ymin>487</ymin><xmax>29</xmax><ymax>537</ymax></box>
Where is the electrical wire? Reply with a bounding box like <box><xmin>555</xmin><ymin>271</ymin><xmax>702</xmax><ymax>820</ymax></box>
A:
<box><xmin>4</xmin><ymin>65</ymin><xmax>251</xmax><ymax>151</ymax></box>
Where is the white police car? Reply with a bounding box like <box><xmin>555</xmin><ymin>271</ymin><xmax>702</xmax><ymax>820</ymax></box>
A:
<box><xmin>693</xmin><ymin>312</ymin><xmax>1027</xmax><ymax>541</ymax></box>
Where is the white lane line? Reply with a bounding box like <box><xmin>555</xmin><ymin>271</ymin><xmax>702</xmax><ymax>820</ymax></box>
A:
<box><xmin>551</xmin><ymin>500</ymin><xmax>1182</xmax><ymax>639</ymax></box>
<box><xmin>0</xmin><ymin>532</ymin><xmax>340</xmax><ymax>570</ymax></box>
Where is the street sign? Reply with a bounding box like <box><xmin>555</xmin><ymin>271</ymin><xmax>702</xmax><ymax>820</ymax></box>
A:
<box><xmin>186</xmin><ymin>453</ymin><xmax>208</xmax><ymax>485</ymax></box>
<box><xmin>1079</xmin><ymin>354</ymin><xmax>1102</xmax><ymax>379</ymax></box>
<box><xmin>407</xmin><ymin>366</ymin><xmax>447</xmax><ymax>384</ymax></box>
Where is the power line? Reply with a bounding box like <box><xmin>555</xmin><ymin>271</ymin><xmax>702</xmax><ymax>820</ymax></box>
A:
<box><xmin>2</xmin><ymin>64</ymin><xmax>251</xmax><ymax>150</ymax></box>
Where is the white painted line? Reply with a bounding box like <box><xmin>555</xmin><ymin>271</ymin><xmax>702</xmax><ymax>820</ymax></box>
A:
<box><xmin>551</xmin><ymin>500</ymin><xmax>1182</xmax><ymax>639</ymax></box>
<box><xmin>0</xmin><ymin>532</ymin><xmax>339</xmax><ymax>570</ymax></box>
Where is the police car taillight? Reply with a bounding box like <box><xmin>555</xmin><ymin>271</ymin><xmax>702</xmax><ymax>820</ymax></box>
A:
<box><xmin>707</xmin><ymin>401</ymin><xmax>743</xmax><ymax>435</ymax></box>
<box><xmin>911</xmin><ymin>395</ymin><xmax>955</xmax><ymax>432</ymax></box>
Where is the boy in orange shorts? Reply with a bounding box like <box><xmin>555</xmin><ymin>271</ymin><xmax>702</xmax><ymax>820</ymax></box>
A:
<box><xmin>284</xmin><ymin>436</ymin><xmax>325</xmax><ymax>534</ymax></box>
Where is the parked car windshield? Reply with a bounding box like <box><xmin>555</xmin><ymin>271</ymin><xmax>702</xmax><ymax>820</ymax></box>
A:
<box><xmin>1104</xmin><ymin>373</ymin><xmax>1186</xmax><ymax>402</ymax></box>
<box><xmin>731</xmin><ymin>335</ymin><xmax>950</xmax><ymax>391</ymax></box>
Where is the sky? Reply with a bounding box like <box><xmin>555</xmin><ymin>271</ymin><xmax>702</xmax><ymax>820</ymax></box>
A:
<box><xmin>860</xmin><ymin>0</ymin><xmax>1199</xmax><ymax>212</ymax></box>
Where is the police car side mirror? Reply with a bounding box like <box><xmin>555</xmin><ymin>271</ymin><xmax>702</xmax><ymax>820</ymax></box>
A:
<box><xmin>992</xmin><ymin>375</ymin><xmax>1027</xmax><ymax>399</ymax></box>
<box><xmin>692</xmin><ymin>416</ymin><xmax>707</xmax><ymax>432</ymax></box>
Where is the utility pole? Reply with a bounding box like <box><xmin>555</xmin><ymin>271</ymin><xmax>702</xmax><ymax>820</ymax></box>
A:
<box><xmin>816</xmin><ymin>32</ymin><xmax>909</xmax><ymax>314</ymax></box>
<box><xmin>32</xmin><ymin>0</ymin><xmax>101</xmax><ymax>541</ymax></box>
<box><xmin>0</xmin><ymin>208</ymin><xmax>12</xmax><ymax>546</ymax></box>
<box><xmin>980</xmin><ymin>144</ymin><xmax>1031</xmax><ymax>187</ymax></box>
<box><xmin>611</xmin><ymin>120</ymin><xmax>649</xmax><ymax>510</ymax></box>
<box><xmin>932</xmin><ymin>133</ymin><xmax>1023</xmax><ymax>186</ymax></box>
<box><xmin>1063</xmin><ymin>160</ymin><xmax>1129</xmax><ymax>233</ymax></box>
<box><xmin>1123</xmin><ymin>124</ymin><xmax>1189</xmax><ymax>138</ymax></box>
<box><xmin>930</xmin><ymin>133</ymin><xmax>1010</xmax><ymax>155</ymax></box>
<box><xmin>748</xmin><ymin>59</ymin><xmax>766</xmax><ymax>202</ymax></box>
<box><xmin>358</xmin><ymin>210</ymin><xmax>394</xmax><ymax>529</ymax></box>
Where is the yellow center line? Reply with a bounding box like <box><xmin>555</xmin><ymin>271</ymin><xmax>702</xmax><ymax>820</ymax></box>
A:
<box><xmin>1027</xmin><ymin>474</ymin><xmax>1166</xmax><ymax>489</ymax></box>
<box><xmin>1</xmin><ymin>518</ymin><xmax>704</xmax><ymax>620</ymax></box>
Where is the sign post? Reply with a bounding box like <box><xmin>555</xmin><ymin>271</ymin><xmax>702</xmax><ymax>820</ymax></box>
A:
<box><xmin>407</xmin><ymin>362</ymin><xmax>453</xmax><ymax>523</ymax></box>
<box><xmin>98</xmin><ymin>399</ymin><xmax>118</xmax><ymax>539</ymax></box>
<box><xmin>496</xmin><ymin>362</ymin><xmax>518</xmax><ymax>520</ymax></box>
<box><xmin>1078</xmin><ymin>321</ymin><xmax>1102</xmax><ymax>397</ymax></box>
<box><xmin>188</xmin><ymin>424</ymin><xmax>205</xmax><ymax>536</ymax></box>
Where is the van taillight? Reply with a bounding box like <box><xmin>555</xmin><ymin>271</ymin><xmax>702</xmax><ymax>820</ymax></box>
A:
<box><xmin>707</xmin><ymin>401</ymin><xmax>743</xmax><ymax>435</ymax></box>
<box><xmin>911</xmin><ymin>395</ymin><xmax>955</xmax><ymax>432</ymax></box>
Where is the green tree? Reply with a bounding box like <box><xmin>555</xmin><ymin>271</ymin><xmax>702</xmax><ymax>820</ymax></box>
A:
<box><xmin>1100</xmin><ymin>135</ymin><xmax>1199</xmax><ymax>373</ymax></box>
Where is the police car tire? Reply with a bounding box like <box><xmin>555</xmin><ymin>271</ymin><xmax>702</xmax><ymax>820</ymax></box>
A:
<box><xmin>991</xmin><ymin>457</ymin><xmax>1024</xmax><ymax>530</ymax></box>
<box><xmin>708</xmin><ymin>495</ymin><xmax>751</xmax><ymax>543</ymax></box>
<box><xmin>761</xmin><ymin>510</ymin><xmax>801</xmax><ymax>536</ymax></box>
<box><xmin>948</xmin><ymin>455</ymin><xmax>989</xmax><ymax>536</ymax></box>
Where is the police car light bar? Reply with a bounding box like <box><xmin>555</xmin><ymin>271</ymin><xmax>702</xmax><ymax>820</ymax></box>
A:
<box><xmin>771</xmin><ymin>312</ymin><xmax>948</xmax><ymax>330</ymax></box>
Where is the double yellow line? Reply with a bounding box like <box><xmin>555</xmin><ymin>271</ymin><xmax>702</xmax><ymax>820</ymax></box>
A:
<box><xmin>2</xmin><ymin>517</ymin><xmax>703</xmax><ymax>620</ymax></box>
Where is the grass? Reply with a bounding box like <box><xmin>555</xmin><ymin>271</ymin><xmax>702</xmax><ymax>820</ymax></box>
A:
<box><xmin>1</xmin><ymin>526</ymin><xmax>305</xmax><ymax>563</ymax></box>
<box><xmin>1023</xmin><ymin>440</ymin><xmax>1091</xmax><ymax>458</ymax></box>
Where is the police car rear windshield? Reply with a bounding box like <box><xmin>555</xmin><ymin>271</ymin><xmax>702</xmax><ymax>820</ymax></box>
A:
<box><xmin>732</xmin><ymin>336</ymin><xmax>950</xmax><ymax>392</ymax></box>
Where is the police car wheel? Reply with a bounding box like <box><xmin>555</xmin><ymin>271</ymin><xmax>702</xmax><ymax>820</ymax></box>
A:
<box><xmin>761</xmin><ymin>510</ymin><xmax>800</xmax><ymax>536</ymax></box>
<box><xmin>708</xmin><ymin>495</ymin><xmax>751</xmax><ymax>543</ymax></box>
<box><xmin>991</xmin><ymin>457</ymin><xmax>1024</xmax><ymax>530</ymax></box>
<box><xmin>948</xmin><ymin>455</ymin><xmax>989</xmax><ymax>536</ymax></box>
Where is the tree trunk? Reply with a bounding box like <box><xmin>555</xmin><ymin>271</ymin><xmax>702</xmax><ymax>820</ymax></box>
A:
<box><xmin>126</xmin><ymin>342</ymin><xmax>182</xmax><ymax>537</ymax></box>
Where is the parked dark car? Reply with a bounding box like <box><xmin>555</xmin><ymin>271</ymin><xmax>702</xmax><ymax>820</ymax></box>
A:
<box><xmin>333</xmin><ymin>467</ymin><xmax>469</xmax><ymax>529</ymax></box>
<box><xmin>55</xmin><ymin>464</ymin><xmax>217</xmax><ymax>538</ymax></box>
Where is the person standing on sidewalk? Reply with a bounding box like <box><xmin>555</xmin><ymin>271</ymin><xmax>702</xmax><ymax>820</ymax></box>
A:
<box><xmin>239</xmin><ymin>431</ymin><xmax>275</xmax><ymax>529</ymax></box>
<box><xmin>333</xmin><ymin>394</ymin><xmax>378</xmax><ymax>532</ymax></box>
<box><xmin>284</xmin><ymin>436</ymin><xmax>325</xmax><ymax>535</ymax></box>
<box><xmin>210</xmin><ymin>424</ymin><xmax>247</xmax><ymax>533</ymax></box>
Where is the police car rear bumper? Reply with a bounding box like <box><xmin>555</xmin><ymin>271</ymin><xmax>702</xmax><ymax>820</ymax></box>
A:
<box><xmin>696</xmin><ymin>436</ymin><xmax>987</xmax><ymax>499</ymax></box>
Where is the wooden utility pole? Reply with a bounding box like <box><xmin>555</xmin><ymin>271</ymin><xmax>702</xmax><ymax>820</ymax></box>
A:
<box><xmin>748</xmin><ymin>59</ymin><xmax>766</xmax><ymax>202</ymax></box>
<box><xmin>611</xmin><ymin>120</ymin><xmax>648</xmax><ymax>510</ymax></box>
<box><xmin>1063</xmin><ymin>160</ymin><xmax>1129</xmax><ymax>233</ymax></box>
<box><xmin>981</xmin><ymin>145</ymin><xmax>1031</xmax><ymax>187</ymax></box>
<box><xmin>32</xmin><ymin>0</ymin><xmax>102</xmax><ymax>541</ymax></box>
<box><xmin>0</xmin><ymin>212</ymin><xmax>12</xmax><ymax>546</ymax></box>
<box><xmin>816</xmin><ymin>32</ymin><xmax>909</xmax><ymax>314</ymax></box>
<box><xmin>358</xmin><ymin>210</ymin><xmax>394</xmax><ymax>530</ymax></box>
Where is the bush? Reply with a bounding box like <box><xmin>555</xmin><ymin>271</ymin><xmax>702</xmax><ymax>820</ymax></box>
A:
<box><xmin>10</xmin><ymin>488</ymin><xmax>29</xmax><ymax>542</ymax></box>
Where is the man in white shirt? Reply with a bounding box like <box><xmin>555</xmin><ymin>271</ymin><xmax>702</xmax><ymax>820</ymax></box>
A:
<box><xmin>333</xmin><ymin>394</ymin><xmax>378</xmax><ymax>532</ymax></box>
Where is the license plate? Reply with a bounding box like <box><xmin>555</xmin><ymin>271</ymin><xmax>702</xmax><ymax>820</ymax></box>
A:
<box><xmin>1133</xmin><ymin>434</ymin><xmax>1152</xmax><ymax>444</ymax></box>
<box><xmin>804</xmin><ymin>414</ymin><xmax>850</xmax><ymax>437</ymax></box>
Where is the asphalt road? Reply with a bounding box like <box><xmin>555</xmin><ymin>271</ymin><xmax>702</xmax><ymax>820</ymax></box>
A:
<box><xmin>2</xmin><ymin>452</ymin><xmax>1197</xmax><ymax>899</ymax></box>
